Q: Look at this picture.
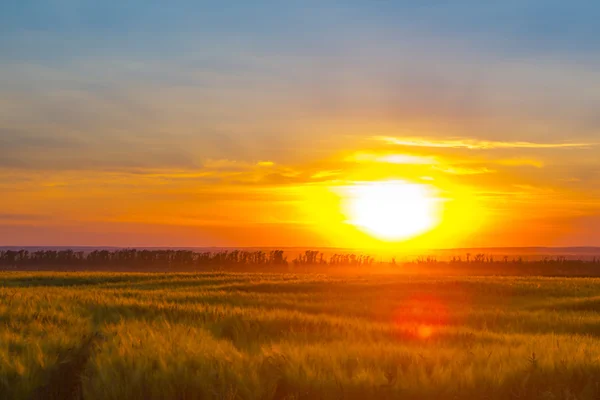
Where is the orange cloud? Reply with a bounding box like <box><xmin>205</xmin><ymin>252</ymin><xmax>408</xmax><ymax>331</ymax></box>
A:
<box><xmin>433</xmin><ymin>165</ymin><xmax>495</xmax><ymax>175</ymax></box>
<box><xmin>377</xmin><ymin>136</ymin><xmax>595</xmax><ymax>150</ymax></box>
<box><xmin>346</xmin><ymin>152</ymin><xmax>438</xmax><ymax>165</ymax></box>
<box><xmin>496</xmin><ymin>158</ymin><xmax>544</xmax><ymax>168</ymax></box>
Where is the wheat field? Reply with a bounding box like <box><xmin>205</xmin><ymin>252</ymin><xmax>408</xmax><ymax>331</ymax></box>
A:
<box><xmin>3</xmin><ymin>271</ymin><xmax>600</xmax><ymax>399</ymax></box>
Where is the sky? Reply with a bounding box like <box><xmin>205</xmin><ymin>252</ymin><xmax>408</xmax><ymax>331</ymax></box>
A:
<box><xmin>1</xmin><ymin>1</ymin><xmax>599</xmax><ymax>248</ymax></box>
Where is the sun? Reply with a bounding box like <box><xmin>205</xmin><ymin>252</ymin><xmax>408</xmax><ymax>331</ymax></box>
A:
<box><xmin>343</xmin><ymin>180</ymin><xmax>440</xmax><ymax>241</ymax></box>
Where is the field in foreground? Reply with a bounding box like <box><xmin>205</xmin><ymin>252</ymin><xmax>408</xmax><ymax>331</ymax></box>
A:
<box><xmin>3</xmin><ymin>272</ymin><xmax>600</xmax><ymax>399</ymax></box>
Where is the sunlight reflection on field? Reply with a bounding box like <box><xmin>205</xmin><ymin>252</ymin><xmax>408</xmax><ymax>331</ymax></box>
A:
<box><xmin>417</xmin><ymin>325</ymin><xmax>434</xmax><ymax>339</ymax></box>
<box><xmin>393</xmin><ymin>293</ymin><xmax>451</xmax><ymax>341</ymax></box>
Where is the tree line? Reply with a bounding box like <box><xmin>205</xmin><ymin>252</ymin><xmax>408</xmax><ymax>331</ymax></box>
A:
<box><xmin>1</xmin><ymin>248</ymin><xmax>599</xmax><ymax>273</ymax></box>
<box><xmin>0</xmin><ymin>249</ymin><xmax>376</xmax><ymax>269</ymax></box>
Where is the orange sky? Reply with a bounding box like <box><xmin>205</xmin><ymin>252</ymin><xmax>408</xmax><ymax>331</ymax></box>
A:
<box><xmin>2</xmin><ymin>2</ymin><xmax>600</xmax><ymax>248</ymax></box>
<box><xmin>1</xmin><ymin>133</ymin><xmax>598</xmax><ymax>248</ymax></box>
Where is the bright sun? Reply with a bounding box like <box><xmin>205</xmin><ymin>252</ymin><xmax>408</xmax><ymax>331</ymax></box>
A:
<box><xmin>344</xmin><ymin>180</ymin><xmax>440</xmax><ymax>241</ymax></box>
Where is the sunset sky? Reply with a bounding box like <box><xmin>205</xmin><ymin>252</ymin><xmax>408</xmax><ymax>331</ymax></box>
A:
<box><xmin>1</xmin><ymin>1</ymin><xmax>599</xmax><ymax>248</ymax></box>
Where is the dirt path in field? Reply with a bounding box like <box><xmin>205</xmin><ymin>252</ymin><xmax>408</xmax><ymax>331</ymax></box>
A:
<box><xmin>29</xmin><ymin>332</ymin><xmax>105</xmax><ymax>400</ymax></box>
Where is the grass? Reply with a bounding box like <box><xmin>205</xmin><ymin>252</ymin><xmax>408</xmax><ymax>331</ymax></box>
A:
<box><xmin>3</xmin><ymin>272</ymin><xmax>600</xmax><ymax>399</ymax></box>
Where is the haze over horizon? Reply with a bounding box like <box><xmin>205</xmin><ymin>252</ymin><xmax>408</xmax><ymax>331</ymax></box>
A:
<box><xmin>2</xmin><ymin>1</ymin><xmax>599</xmax><ymax>248</ymax></box>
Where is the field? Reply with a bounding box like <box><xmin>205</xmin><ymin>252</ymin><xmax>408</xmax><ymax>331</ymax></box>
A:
<box><xmin>3</xmin><ymin>271</ymin><xmax>600</xmax><ymax>399</ymax></box>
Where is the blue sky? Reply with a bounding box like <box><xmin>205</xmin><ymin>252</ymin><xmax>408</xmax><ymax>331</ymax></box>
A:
<box><xmin>2</xmin><ymin>0</ymin><xmax>599</xmax><ymax>166</ymax></box>
<box><xmin>3</xmin><ymin>1</ymin><xmax>600</xmax><ymax>57</ymax></box>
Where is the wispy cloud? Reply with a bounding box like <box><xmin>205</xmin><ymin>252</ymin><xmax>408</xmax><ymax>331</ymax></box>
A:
<box><xmin>433</xmin><ymin>165</ymin><xmax>495</xmax><ymax>175</ymax></box>
<box><xmin>346</xmin><ymin>152</ymin><xmax>438</xmax><ymax>165</ymax></box>
<box><xmin>0</xmin><ymin>213</ymin><xmax>49</xmax><ymax>222</ymax></box>
<box><xmin>496</xmin><ymin>158</ymin><xmax>544</xmax><ymax>168</ymax></box>
<box><xmin>310</xmin><ymin>170</ymin><xmax>342</xmax><ymax>179</ymax></box>
<box><xmin>377</xmin><ymin>136</ymin><xmax>596</xmax><ymax>150</ymax></box>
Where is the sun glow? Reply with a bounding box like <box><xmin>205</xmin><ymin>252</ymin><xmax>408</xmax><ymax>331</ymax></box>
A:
<box><xmin>343</xmin><ymin>181</ymin><xmax>440</xmax><ymax>241</ymax></box>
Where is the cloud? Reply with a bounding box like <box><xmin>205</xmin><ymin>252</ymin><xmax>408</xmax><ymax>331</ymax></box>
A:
<box><xmin>0</xmin><ymin>128</ymin><xmax>199</xmax><ymax>172</ymax></box>
<box><xmin>202</xmin><ymin>159</ymin><xmax>254</xmax><ymax>171</ymax></box>
<box><xmin>376</xmin><ymin>136</ymin><xmax>596</xmax><ymax>150</ymax></box>
<box><xmin>0</xmin><ymin>213</ymin><xmax>50</xmax><ymax>224</ymax></box>
<box><xmin>310</xmin><ymin>170</ymin><xmax>342</xmax><ymax>179</ymax></box>
<box><xmin>0</xmin><ymin>130</ymin><xmax>84</xmax><ymax>150</ymax></box>
<box><xmin>344</xmin><ymin>150</ymin><xmax>539</xmax><ymax>176</ymax></box>
<box><xmin>346</xmin><ymin>152</ymin><xmax>438</xmax><ymax>165</ymax></box>
<box><xmin>433</xmin><ymin>165</ymin><xmax>495</xmax><ymax>175</ymax></box>
<box><xmin>496</xmin><ymin>158</ymin><xmax>544</xmax><ymax>168</ymax></box>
